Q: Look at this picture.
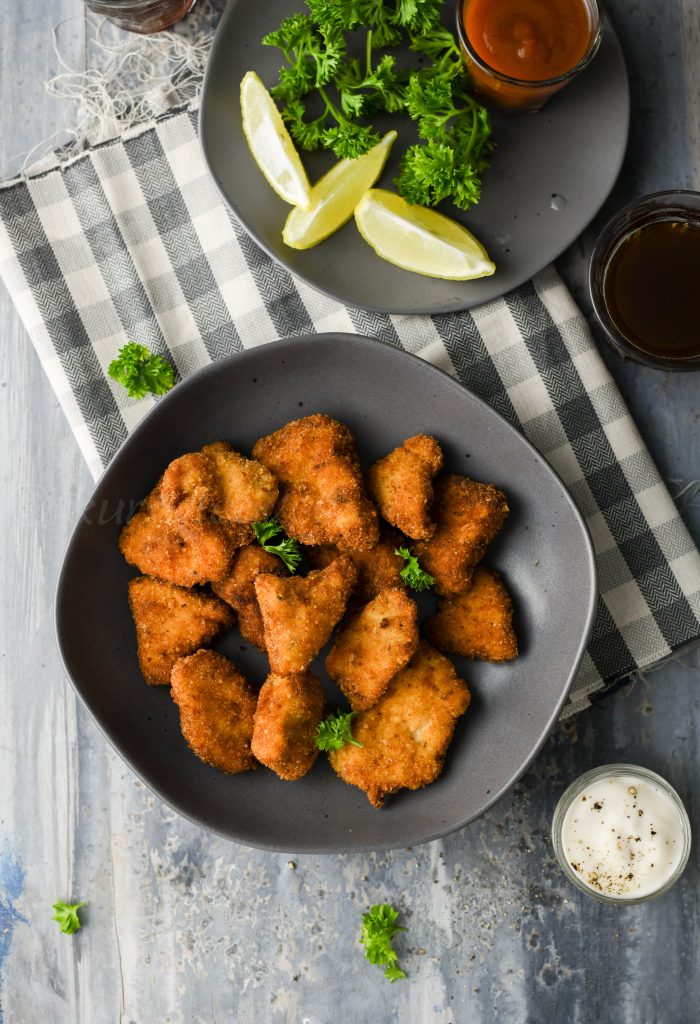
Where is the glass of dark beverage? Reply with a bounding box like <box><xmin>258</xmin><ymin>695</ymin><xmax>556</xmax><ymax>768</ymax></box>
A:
<box><xmin>84</xmin><ymin>0</ymin><xmax>196</xmax><ymax>33</ymax></box>
<box><xmin>589</xmin><ymin>190</ymin><xmax>700</xmax><ymax>371</ymax></box>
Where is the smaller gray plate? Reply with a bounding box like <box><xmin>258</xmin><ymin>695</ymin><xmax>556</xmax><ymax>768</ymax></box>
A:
<box><xmin>200</xmin><ymin>1</ymin><xmax>629</xmax><ymax>314</ymax></box>
<box><xmin>55</xmin><ymin>335</ymin><xmax>597</xmax><ymax>853</ymax></box>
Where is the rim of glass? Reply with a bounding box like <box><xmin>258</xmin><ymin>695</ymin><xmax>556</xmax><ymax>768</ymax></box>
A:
<box><xmin>86</xmin><ymin>0</ymin><xmax>183</xmax><ymax>9</ymax></box>
<box><xmin>589</xmin><ymin>188</ymin><xmax>700</xmax><ymax>370</ymax></box>
<box><xmin>455</xmin><ymin>0</ymin><xmax>603</xmax><ymax>89</ymax></box>
<box><xmin>551</xmin><ymin>763</ymin><xmax>692</xmax><ymax>905</ymax></box>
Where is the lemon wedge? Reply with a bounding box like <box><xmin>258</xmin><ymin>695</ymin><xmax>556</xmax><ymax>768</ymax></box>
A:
<box><xmin>283</xmin><ymin>132</ymin><xmax>397</xmax><ymax>250</ymax></box>
<box><xmin>354</xmin><ymin>189</ymin><xmax>496</xmax><ymax>280</ymax></box>
<box><xmin>240</xmin><ymin>70</ymin><xmax>311</xmax><ymax>209</ymax></box>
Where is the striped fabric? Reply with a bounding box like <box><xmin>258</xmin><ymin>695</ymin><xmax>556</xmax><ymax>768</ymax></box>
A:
<box><xmin>1</xmin><ymin>103</ymin><xmax>699</xmax><ymax>716</ymax></box>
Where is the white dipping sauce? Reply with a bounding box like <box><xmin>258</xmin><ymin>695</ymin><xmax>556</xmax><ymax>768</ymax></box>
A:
<box><xmin>561</xmin><ymin>773</ymin><xmax>686</xmax><ymax>899</ymax></box>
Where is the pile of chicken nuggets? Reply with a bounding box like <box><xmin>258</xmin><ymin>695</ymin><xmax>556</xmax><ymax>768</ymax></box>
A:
<box><xmin>119</xmin><ymin>414</ymin><xmax>518</xmax><ymax>809</ymax></box>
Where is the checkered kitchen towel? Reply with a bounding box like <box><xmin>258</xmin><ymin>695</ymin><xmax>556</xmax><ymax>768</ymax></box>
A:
<box><xmin>0</xmin><ymin>102</ymin><xmax>699</xmax><ymax>716</ymax></box>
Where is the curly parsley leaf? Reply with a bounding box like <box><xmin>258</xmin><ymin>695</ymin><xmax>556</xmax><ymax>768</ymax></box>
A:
<box><xmin>262</xmin><ymin>0</ymin><xmax>493</xmax><ymax>210</ymax></box>
<box><xmin>396</xmin><ymin>546</ymin><xmax>435</xmax><ymax>592</ymax></box>
<box><xmin>108</xmin><ymin>342</ymin><xmax>175</xmax><ymax>400</ymax></box>
<box><xmin>360</xmin><ymin>903</ymin><xmax>407</xmax><ymax>981</ymax></box>
<box><xmin>316</xmin><ymin>711</ymin><xmax>363</xmax><ymax>751</ymax></box>
<box><xmin>252</xmin><ymin>518</ymin><xmax>302</xmax><ymax>573</ymax></box>
<box><xmin>52</xmin><ymin>900</ymin><xmax>86</xmax><ymax>935</ymax></box>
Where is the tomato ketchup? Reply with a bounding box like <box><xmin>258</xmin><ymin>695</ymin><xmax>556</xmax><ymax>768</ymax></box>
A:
<box><xmin>458</xmin><ymin>0</ymin><xmax>600</xmax><ymax>112</ymax></box>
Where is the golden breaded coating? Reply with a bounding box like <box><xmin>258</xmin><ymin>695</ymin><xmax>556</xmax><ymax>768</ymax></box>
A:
<box><xmin>161</xmin><ymin>443</ymin><xmax>276</xmax><ymax>528</ymax></box>
<box><xmin>414</xmin><ymin>475</ymin><xmax>509</xmax><ymax>596</ymax></box>
<box><xmin>252</xmin><ymin>414</ymin><xmax>378</xmax><ymax>551</ymax></box>
<box><xmin>366</xmin><ymin>434</ymin><xmax>443</xmax><ymax>540</ymax></box>
<box><xmin>201</xmin><ymin>441</ymin><xmax>278</xmax><ymax>524</ymax></box>
<box><xmin>160</xmin><ymin>452</ymin><xmax>218</xmax><ymax>519</ymax></box>
<box><xmin>253</xmin><ymin>412</ymin><xmax>358</xmax><ymax>477</ymax></box>
<box><xmin>425</xmin><ymin>566</ymin><xmax>518</xmax><ymax>662</ymax></box>
<box><xmin>255</xmin><ymin>555</ymin><xmax>357</xmax><ymax>674</ymax></box>
<box><xmin>120</xmin><ymin>482</ymin><xmax>240</xmax><ymax>587</ymax></box>
<box><xmin>326</xmin><ymin>588</ymin><xmax>419</xmax><ymax>710</ymax></box>
<box><xmin>251</xmin><ymin>671</ymin><xmax>325</xmax><ymax>780</ymax></box>
<box><xmin>306</xmin><ymin>527</ymin><xmax>405</xmax><ymax>604</ymax></box>
<box><xmin>127</xmin><ymin>576</ymin><xmax>234</xmax><ymax>685</ymax></box>
<box><xmin>170</xmin><ymin>650</ymin><xmax>257</xmax><ymax>773</ymax></box>
<box><xmin>212</xmin><ymin>545</ymin><xmax>289</xmax><ymax>650</ymax></box>
<box><xmin>329</xmin><ymin>641</ymin><xmax>471</xmax><ymax>808</ymax></box>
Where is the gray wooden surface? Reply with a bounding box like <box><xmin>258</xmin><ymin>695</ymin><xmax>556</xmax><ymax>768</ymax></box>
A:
<box><xmin>0</xmin><ymin>2</ymin><xmax>698</xmax><ymax>1021</ymax></box>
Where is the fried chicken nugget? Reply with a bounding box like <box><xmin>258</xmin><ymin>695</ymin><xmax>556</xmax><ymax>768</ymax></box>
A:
<box><xmin>325</xmin><ymin>588</ymin><xmax>419</xmax><ymax>711</ymax></box>
<box><xmin>254</xmin><ymin>555</ymin><xmax>357</xmax><ymax>674</ymax></box>
<box><xmin>160</xmin><ymin>452</ymin><xmax>218</xmax><ymax>519</ymax></box>
<box><xmin>306</xmin><ymin>527</ymin><xmax>406</xmax><ymax>604</ymax></box>
<box><xmin>212</xmin><ymin>545</ymin><xmax>289</xmax><ymax>651</ymax></box>
<box><xmin>170</xmin><ymin>650</ymin><xmax>257</xmax><ymax>773</ymax></box>
<box><xmin>329</xmin><ymin>641</ymin><xmax>471</xmax><ymax>808</ymax></box>
<box><xmin>128</xmin><ymin>576</ymin><xmax>234</xmax><ymax>685</ymax></box>
<box><xmin>201</xmin><ymin>441</ymin><xmax>278</xmax><ymax>524</ymax></box>
<box><xmin>161</xmin><ymin>444</ymin><xmax>276</xmax><ymax>529</ymax></box>
<box><xmin>251</xmin><ymin>671</ymin><xmax>325</xmax><ymax>780</ymax></box>
<box><xmin>120</xmin><ymin>482</ymin><xmax>239</xmax><ymax>587</ymax></box>
<box><xmin>414</xmin><ymin>475</ymin><xmax>509</xmax><ymax>596</ymax></box>
<box><xmin>366</xmin><ymin>434</ymin><xmax>443</xmax><ymax>540</ymax></box>
<box><xmin>252</xmin><ymin>414</ymin><xmax>378</xmax><ymax>551</ymax></box>
<box><xmin>425</xmin><ymin>566</ymin><xmax>518</xmax><ymax>662</ymax></box>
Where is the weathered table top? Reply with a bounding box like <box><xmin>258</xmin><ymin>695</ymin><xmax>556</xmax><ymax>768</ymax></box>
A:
<box><xmin>0</xmin><ymin>2</ymin><xmax>698</xmax><ymax>1021</ymax></box>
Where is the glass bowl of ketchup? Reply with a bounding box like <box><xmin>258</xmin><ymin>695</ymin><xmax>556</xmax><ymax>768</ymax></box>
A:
<box><xmin>589</xmin><ymin>190</ymin><xmax>700</xmax><ymax>371</ymax></box>
<box><xmin>456</xmin><ymin>0</ymin><xmax>602</xmax><ymax>113</ymax></box>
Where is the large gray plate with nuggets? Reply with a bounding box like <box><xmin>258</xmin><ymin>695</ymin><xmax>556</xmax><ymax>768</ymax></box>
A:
<box><xmin>55</xmin><ymin>334</ymin><xmax>596</xmax><ymax>853</ymax></box>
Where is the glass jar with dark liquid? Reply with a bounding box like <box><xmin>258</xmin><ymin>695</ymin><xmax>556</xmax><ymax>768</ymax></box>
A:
<box><xmin>589</xmin><ymin>190</ymin><xmax>700</xmax><ymax>370</ymax></box>
<box><xmin>85</xmin><ymin>0</ymin><xmax>196</xmax><ymax>33</ymax></box>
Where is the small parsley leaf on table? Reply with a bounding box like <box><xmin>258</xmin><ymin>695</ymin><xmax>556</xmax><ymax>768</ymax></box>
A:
<box><xmin>315</xmin><ymin>711</ymin><xmax>363</xmax><ymax>751</ymax></box>
<box><xmin>252</xmin><ymin>518</ymin><xmax>302</xmax><ymax>573</ymax></box>
<box><xmin>108</xmin><ymin>342</ymin><xmax>175</xmax><ymax>400</ymax></box>
<box><xmin>395</xmin><ymin>547</ymin><xmax>435</xmax><ymax>592</ymax></box>
<box><xmin>52</xmin><ymin>900</ymin><xmax>86</xmax><ymax>935</ymax></box>
<box><xmin>360</xmin><ymin>903</ymin><xmax>407</xmax><ymax>981</ymax></box>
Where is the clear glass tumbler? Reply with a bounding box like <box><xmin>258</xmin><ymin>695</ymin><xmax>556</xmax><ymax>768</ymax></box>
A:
<box><xmin>84</xmin><ymin>0</ymin><xmax>197</xmax><ymax>33</ymax></box>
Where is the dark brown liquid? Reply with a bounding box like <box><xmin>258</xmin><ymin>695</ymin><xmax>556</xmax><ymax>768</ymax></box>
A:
<box><xmin>603</xmin><ymin>219</ymin><xmax>700</xmax><ymax>361</ymax></box>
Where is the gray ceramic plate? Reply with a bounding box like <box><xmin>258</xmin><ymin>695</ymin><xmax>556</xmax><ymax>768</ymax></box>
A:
<box><xmin>200</xmin><ymin>2</ymin><xmax>629</xmax><ymax>314</ymax></box>
<box><xmin>55</xmin><ymin>335</ymin><xmax>597</xmax><ymax>853</ymax></box>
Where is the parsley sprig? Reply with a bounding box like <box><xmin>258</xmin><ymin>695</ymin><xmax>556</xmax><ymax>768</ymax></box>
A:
<box><xmin>262</xmin><ymin>0</ymin><xmax>493</xmax><ymax>208</ymax></box>
<box><xmin>395</xmin><ymin>547</ymin><xmax>435</xmax><ymax>592</ymax></box>
<box><xmin>52</xmin><ymin>900</ymin><xmax>86</xmax><ymax>935</ymax></box>
<box><xmin>108</xmin><ymin>342</ymin><xmax>175</xmax><ymax>400</ymax></box>
<box><xmin>252</xmin><ymin>518</ymin><xmax>302</xmax><ymax>573</ymax></box>
<box><xmin>316</xmin><ymin>710</ymin><xmax>363</xmax><ymax>751</ymax></box>
<box><xmin>360</xmin><ymin>903</ymin><xmax>407</xmax><ymax>981</ymax></box>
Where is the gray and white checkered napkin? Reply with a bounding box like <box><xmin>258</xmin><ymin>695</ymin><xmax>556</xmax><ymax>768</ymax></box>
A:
<box><xmin>0</xmin><ymin>102</ymin><xmax>698</xmax><ymax>715</ymax></box>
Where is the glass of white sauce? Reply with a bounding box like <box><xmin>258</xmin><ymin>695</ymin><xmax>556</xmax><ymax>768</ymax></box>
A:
<box><xmin>551</xmin><ymin>764</ymin><xmax>691</xmax><ymax>904</ymax></box>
